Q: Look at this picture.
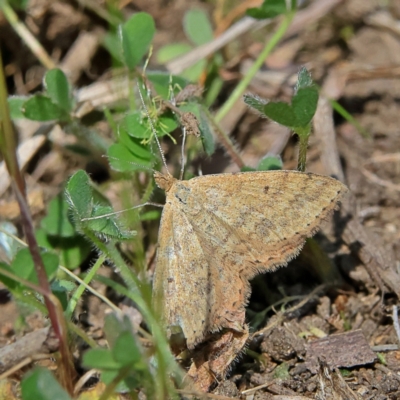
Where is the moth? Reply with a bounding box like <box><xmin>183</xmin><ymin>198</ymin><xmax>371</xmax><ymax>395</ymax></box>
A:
<box><xmin>152</xmin><ymin>168</ymin><xmax>347</xmax><ymax>350</ymax></box>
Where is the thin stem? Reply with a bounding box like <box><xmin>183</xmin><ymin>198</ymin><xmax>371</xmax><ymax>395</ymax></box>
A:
<box><xmin>215</xmin><ymin>11</ymin><xmax>295</xmax><ymax>124</ymax></box>
<box><xmin>203</xmin><ymin>108</ymin><xmax>245</xmax><ymax>169</ymax></box>
<box><xmin>295</xmin><ymin>126</ymin><xmax>310</xmax><ymax>172</ymax></box>
<box><xmin>0</xmin><ymin>0</ymin><xmax>56</xmax><ymax>70</ymax></box>
<box><xmin>84</xmin><ymin>229</ymin><xmax>139</xmax><ymax>292</ymax></box>
<box><xmin>63</xmin><ymin>255</ymin><xmax>120</xmax><ymax>318</ymax></box>
<box><xmin>98</xmin><ymin>365</ymin><xmax>133</xmax><ymax>400</ymax></box>
<box><xmin>68</xmin><ymin>321</ymin><xmax>98</xmax><ymax>349</ymax></box>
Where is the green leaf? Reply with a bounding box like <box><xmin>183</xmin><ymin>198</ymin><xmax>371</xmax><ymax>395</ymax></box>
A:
<box><xmin>37</xmin><ymin>228</ymin><xmax>91</xmax><ymax>270</ymax></box>
<box><xmin>257</xmin><ymin>155</ymin><xmax>283</xmax><ymax>171</ymax></box>
<box><xmin>9</xmin><ymin>0</ymin><xmax>29</xmax><ymax>9</ymax></box>
<box><xmin>295</xmin><ymin>66</ymin><xmax>314</xmax><ymax>91</ymax></box>
<box><xmin>120</xmin><ymin>12</ymin><xmax>155</xmax><ymax>70</ymax></box>
<box><xmin>44</xmin><ymin>69</ymin><xmax>72</xmax><ymax>113</ymax></box>
<box><xmin>40</xmin><ymin>194</ymin><xmax>76</xmax><ymax>238</ymax></box>
<box><xmin>108</xmin><ymin>143</ymin><xmax>153</xmax><ymax>172</ymax></box>
<box><xmin>292</xmin><ymin>86</ymin><xmax>319</xmax><ymax>126</ymax></box>
<box><xmin>241</xmin><ymin>166</ymin><xmax>256</xmax><ymax>172</ymax></box>
<box><xmin>123</xmin><ymin>111</ymin><xmax>150</xmax><ymax>139</ymax></box>
<box><xmin>0</xmin><ymin>221</ymin><xmax>22</xmax><ymax>261</ymax></box>
<box><xmin>263</xmin><ymin>101</ymin><xmax>299</xmax><ymax>127</ymax></box>
<box><xmin>83</xmin><ymin>348</ymin><xmax>120</xmax><ymax>370</ymax></box>
<box><xmin>181</xmin><ymin>59</ymin><xmax>207</xmax><ymax>82</ymax></box>
<box><xmin>199</xmin><ymin>110</ymin><xmax>215</xmax><ymax>155</ymax></box>
<box><xmin>35</xmin><ymin>228</ymin><xmax>53</xmax><ymax>250</ymax></box>
<box><xmin>104</xmin><ymin>313</ymin><xmax>133</xmax><ymax>348</ymax></box>
<box><xmin>22</xmin><ymin>95</ymin><xmax>67</xmax><ymax>121</ymax></box>
<box><xmin>100</xmin><ymin>371</ymin><xmax>128</xmax><ymax>391</ymax></box>
<box><xmin>246</xmin><ymin>0</ymin><xmax>287</xmax><ymax>19</ymax></box>
<box><xmin>243</xmin><ymin>94</ymin><xmax>268</xmax><ymax>114</ymax></box>
<box><xmin>53</xmin><ymin>279</ymin><xmax>76</xmax><ymax>292</ymax></box>
<box><xmin>103</xmin><ymin>31</ymin><xmax>123</xmax><ymax>64</ymax></box>
<box><xmin>140</xmin><ymin>209</ymin><xmax>161</xmax><ymax>221</ymax></box>
<box><xmin>159</xmin><ymin>112</ymin><xmax>179</xmax><ymax>135</ymax></box>
<box><xmin>59</xmin><ymin>237</ymin><xmax>91</xmax><ymax>270</ymax></box>
<box><xmin>12</xmin><ymin>248</ymin><xmax>59</xmax><ymax>285</ymax></box>
<box><xmin>65</xmin><ymin>170</ymin><xmax>94</xmax><ymax>219</ymax></box>
<box><xmin>0</xmin><ymin>262</ymin><xmax>18</xmax><ymax>290</ymax></box>
<box><xmin>86</xmin><ymin>204</ymin><xmax>136</xmax><ymax>240</ymax></box>
<box><xmin>8</xmin><ymin>96</ymin><xmax>28</xmax><ymax>119</ymax></box>
<box><xmin>147</xmin><ymin>72</ymin><xmax>189</xmax><ymax>99</ymax></box>
<box><xmin>51</xmin><ymin>281</ymin><xmax>69</xmax><ymax>310</ymax></box>
<box><xmin>157</xmin><ymin>43</ymin><xmax>192</xmax><ymax>64</ymax></box>
<box><xmin>246</xmin><ymin>67</ymin><xmax>318</xmax><ymax>129</ymax></box>
<box><xmin>112</xmin><ymin>331</ymin><xmax>142</xmax><ymax>366</ymax></box>
<box><xmin>21</xmin><ymin>369</ymin><xmax>71</xmax><ymax>400</ymax></box>
<box><xmin>204</xmin><ymin>74</ymin><xmax>223</xmax><ymax>107</ymax></box>
<box><xmin>183</xmin><ymin>9</ymin><xmax>214</xmax><ymax>46</ymax></box>
<box><xmin>66</xmin><ymin>170</ymin><xmax>136</xmax><ymax>240</ymax></box>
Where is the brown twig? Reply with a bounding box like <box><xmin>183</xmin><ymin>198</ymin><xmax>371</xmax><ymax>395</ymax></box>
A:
<box><xmin>202</xmin><ymin>108</ymin><xmax>245</xmax><ymax>169</ymax></box>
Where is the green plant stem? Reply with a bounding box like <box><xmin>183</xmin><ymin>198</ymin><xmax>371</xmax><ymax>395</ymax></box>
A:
<box><xmin>83</xmin><ymin>228</ymin><xmax>139</xmax><ymax>291</ymax></box>
<box><xmin>67</xmin><ymin>321</ymin><xmax>98</xmax><ymax>349</ymax></box>
<box><xmin>64</xmin><ymin>254</ymin><xmax>117</xmax><ymax>318</ymax></box>
<box><xmin>329</xmin><ymin>98</ymin><xmax>369</xmax><ymax>138</ymax></box>
<box><xmin>297</xmin><ymin>136</ymin><xmax>308</xmax><ymax>172</ymax></box>
<box><xmin>98</xmin><ymin>366</ymin><xmax>133</xmax><ymax>400</ymax></box>
<box><xmin>215</xmin><ymin>11</ymin><xmax>295</xmax><ymax>124</ymax></box>
<box><xmin>0</xmin><ymin>0</ymin><xmax>56</xmax><ymax>70</ymax></box>
<box><xmin>295</xmin><ymin>123</ymin><xmax>312</xmax><ymax>172</ymax></box>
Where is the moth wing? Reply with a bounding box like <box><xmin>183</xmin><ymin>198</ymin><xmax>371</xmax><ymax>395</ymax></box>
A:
<box><xmin>152</xmin><ymin>200</ymin><xmax>212</xmax><ymax>349</ymax></box>
<box><xmin>176</xmin><ymin>171</ymin><xmax>347</xmax><ymax>331</ymax></box>
<box><xmin>184</xmin><ymin>170</ymin><xmax>347</xmax><ymax>279</ymax></box>
<box><xmin>154</xmin><ymin>170</ymin><xmax>347</xmax><ymax>346</ymax></box>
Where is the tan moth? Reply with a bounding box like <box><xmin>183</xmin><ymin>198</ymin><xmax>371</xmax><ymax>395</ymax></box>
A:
<box><xmin>152</xmin><ymin>168</ymin><xmax>347</xmax><ymax>350</ymax></box>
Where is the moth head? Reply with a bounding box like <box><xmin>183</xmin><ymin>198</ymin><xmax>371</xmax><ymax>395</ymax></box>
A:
<box><xmin>154</xmin><ymin>171</ymin><xmax>175</xmax><ymax>192</ymax></box>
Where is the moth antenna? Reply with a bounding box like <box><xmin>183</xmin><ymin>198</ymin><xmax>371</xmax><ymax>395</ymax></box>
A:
<box><xmin>179</xmin><ymin>125</ymin><xmax>187</xmax><ymax>181</ymax></box>
<box><xmin>81</xmin><ymin>202</ymin><xmax>164</xmax><ymax>221</ymax></box>
<box><xmin>136</xmin><ymin>80</ymin><xmax>171</xmax><ymax>176</ymax></box>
